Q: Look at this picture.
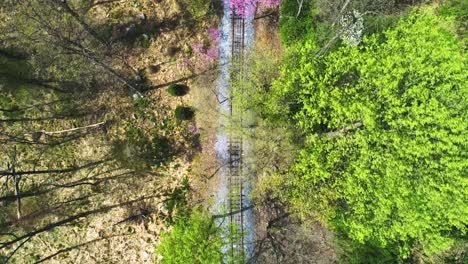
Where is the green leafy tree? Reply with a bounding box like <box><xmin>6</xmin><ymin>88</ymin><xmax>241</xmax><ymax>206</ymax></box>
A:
<box><xmin>155</xmin><ymin>210</ymin><xmax>225</xmax><ymax>264</ymax></box>
<box><xmin>275</xmin><ymin>8</ymin><xmax>467</xmax><ymax>258</ymax></box>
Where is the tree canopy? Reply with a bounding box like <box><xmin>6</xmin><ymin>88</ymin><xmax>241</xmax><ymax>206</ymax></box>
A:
<box><xmin>155</xmin><ymin>210</ymin><xmax>225</xmax><ymax>264</ymax></box>
<box><xmin>275</xmin><ymin>8</ymin><xmax>467</xmax><ymax>257</ymax></box>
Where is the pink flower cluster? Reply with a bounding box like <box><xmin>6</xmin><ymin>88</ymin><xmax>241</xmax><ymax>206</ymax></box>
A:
<box><xmin>206</xmin><ymin>46</ymin><xmax>219</xmax><ymax>59</ymax></box>
<box><xmin>228</xmin><ymin>0</ymin><xmax>256</xmax><ymax>18</ymax></box>
<box><xmin>191</xmin><ymin>26</ymin><xmax>220</xmax><ymax>61</ymax></box>
<box><xmin>208</xmin><ymin>27</ymin><xmax>220</xmax><ymax>42</ymax></box>
<box><xmin>206</xmin><ymin>27</ymin><xmax>220</xmax><ymax>59</ymax></box>
<box><xmin>188</xmin><ymin>123</ymin><xmax>199</xmax><ymax>135</ymax></box>
<box><xmin>192</xmin><ymin>43</ymin><xmax>205</xmax><ymax>54</ymax></box>
<box><xmin>228</xmin><ymin>0</ymin><xmax>281</xmax><ymax>18</ymax></box>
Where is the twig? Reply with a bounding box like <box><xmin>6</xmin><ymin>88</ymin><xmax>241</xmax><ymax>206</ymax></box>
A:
<box><xmin>38</xmin><ymin>121</ymin><xmax>106</xmax><ymax>135</ymax></box>
<box><xmin>3</xmin><ymin>236</ymin><xmax>33</xmax><ymax>263</ymax></box>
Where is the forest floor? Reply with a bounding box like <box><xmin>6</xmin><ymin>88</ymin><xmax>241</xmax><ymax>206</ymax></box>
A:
<box><xmin>0</xmin><ymin>1</ymin><xmax>222</xmax><ymax>263</ymax></box>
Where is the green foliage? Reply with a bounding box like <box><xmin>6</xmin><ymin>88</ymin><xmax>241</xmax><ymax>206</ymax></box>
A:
<box><xmin>167</xmin><ymin>84</ymin><xmax>189</xmax><ymax>96</ymax></box>
<box><xmin>273</xmin><ymin>8</ymin><xmax>467</xmax><ymax>258</ymax></box>
<box><xmin>362</xmin><ymin>15</ymin><xmax>400</xmax><ymax>37</ymax></box>
<box><xmin>278</xmin><ymin>0</ymin><xmax>425</xmax><ymax>50</ymax></box>
<box><xmin>155</xmin><ymin>210</ymin><xmax>224</xmax><ymax>264</ymax></box>
<box><xmin>278</xmin><ymin>0</ymin><xmax>316</xmax><ymax>45</ymax></box>
<box><xmin>164</xmin><ymin>177</ymin><xmax>190</xmax><ymax>223</ymax></box>
<box><xmin>438</xmin><ymin>0</ymin><xmax>467</xmax><ymax>48</ymax></box>
<box><xmin>338</xmin><ymin>238</ymin><xmax>400</xmax><ymax>264</ymax></box>
<box><xmin>174</xmin><ymin>106</ymin><xmax>195</xmax><ymax>120</ymax></box>
<box><xmin>439</xmin><ymin>0</ymin><xmax>468</xmax><ymax>18</ymax></box>
<box><xmin>182</xmin><ymin>0</ymin><xmax>211</xmax><ymax>20</ymax></box>
<box><xmin>261</xmin><ymin>39</ymin><xmax>319</xmax><ymax>125</ymax></box>
<box><xmin>230</xmin><ymin>47</ymin><xmax>285</xmax><ymax>125</ymax></box>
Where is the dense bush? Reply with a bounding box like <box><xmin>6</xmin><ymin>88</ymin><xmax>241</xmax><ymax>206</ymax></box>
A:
<box><xmin>167</xmin><ymin>84</ymin><xmax>189</xmax><ymax>96</ymax></box>
<box><xmin>155</xmin><ymin>208</ymin><xmax>243</xmax><ymax>264</ymax></box>
<box><xmin>174</xmin><ymin>106</ymin><xmax>194</xmax><ymax>120</ymax></box>
<box><xmin>278</xmin><ymin>0</ymin><xmax>337</xmax><ymax>49</ymax></box>
<box><xmin>155</xmin><ymin>210</ymin><xmax>224</xmax><ymax>264</ymax></box>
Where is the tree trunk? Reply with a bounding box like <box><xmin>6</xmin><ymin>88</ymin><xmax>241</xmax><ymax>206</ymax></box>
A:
<box><xmin>39</xmin><ymin>121</ymin><xmax>105</xmax><ymax>135</ymax></box>
<box><xmin>11</xmin><ymin>146</ymin><xmax>22</xmax><ymax>220</ymax></box>
<box><xmin>296</xmin><ymin>0</ymin><xmax>304</xmax><ymax>18</ymax></box>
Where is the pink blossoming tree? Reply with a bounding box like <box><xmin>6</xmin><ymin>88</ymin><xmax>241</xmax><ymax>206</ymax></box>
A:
<box><xmin>228</xmin><ymin>0</ymin><xmax>281</xmax><ymax>18</ymax></box>
<box><xmin>228</xmin><ymin>0</ymin><xmax>257</xmax><ymax>18</ymax></box>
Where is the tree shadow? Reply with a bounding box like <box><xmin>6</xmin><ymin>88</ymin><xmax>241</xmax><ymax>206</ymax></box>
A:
<box><xmin>33</xmin><ymin>234</ymin><xmax>127</xmax><ymax>263</ymax></box>
<box><xmin>108</xmin><ymin>17</ymin><xmax>158</xmax><ymax>46</ymax></box>
<box><xmin>146</xmin><ymin>64</ymin><xmax>219</xmax><ymax>91</ymax></box>
<box><xmin>0</xmin><ymin>194</ymin><xmax>167</xmax><ymax>251</ymax></box>
<box><xmin>96</xmin><ymin>14</ymin><xmax>182</xmax><ymax>48</ymax></box>
<box><xmin>157</xmin><ymin>15</ymin><xmax>181</xmax><ymax>33</ymax></box>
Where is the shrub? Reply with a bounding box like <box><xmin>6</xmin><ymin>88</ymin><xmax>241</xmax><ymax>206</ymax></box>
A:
<box><xmin>147</xmin><ymin>64</ymin><xmax>160</xmax><ymax>74</ymax></box>
<box><xmin>439</xmin><ymin>0</ymin><xmax>468</xmax><ymax>41</ymax></box>
<box><xmin>111</xmin><ymin>133</ymin><xmax>171</xmax><ymax>170</ymax></box>
<box><xmin>167</xmin><ymin>84</ymin><xmax>189</xmax><ymax>96</ymax></box>
<box><xmin>165</xmin><ymin>46</ymin><xmax>180</xmax><ymax>57</ymax></box>
<box><xmin>155</xmin><ymin>210</ymin><xmax>224</xmax><ymax>264</ymax></box>
<box><xmin>174</xmin><ymin>106</ymin><xmax>194</xmax><ymax>120</ymax></box>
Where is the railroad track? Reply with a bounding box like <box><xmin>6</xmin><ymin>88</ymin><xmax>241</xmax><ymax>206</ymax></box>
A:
<box><xmin>228</xmin><ymin>12</ymin><xmax>246</xmax><ymax>260</ymax></box>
